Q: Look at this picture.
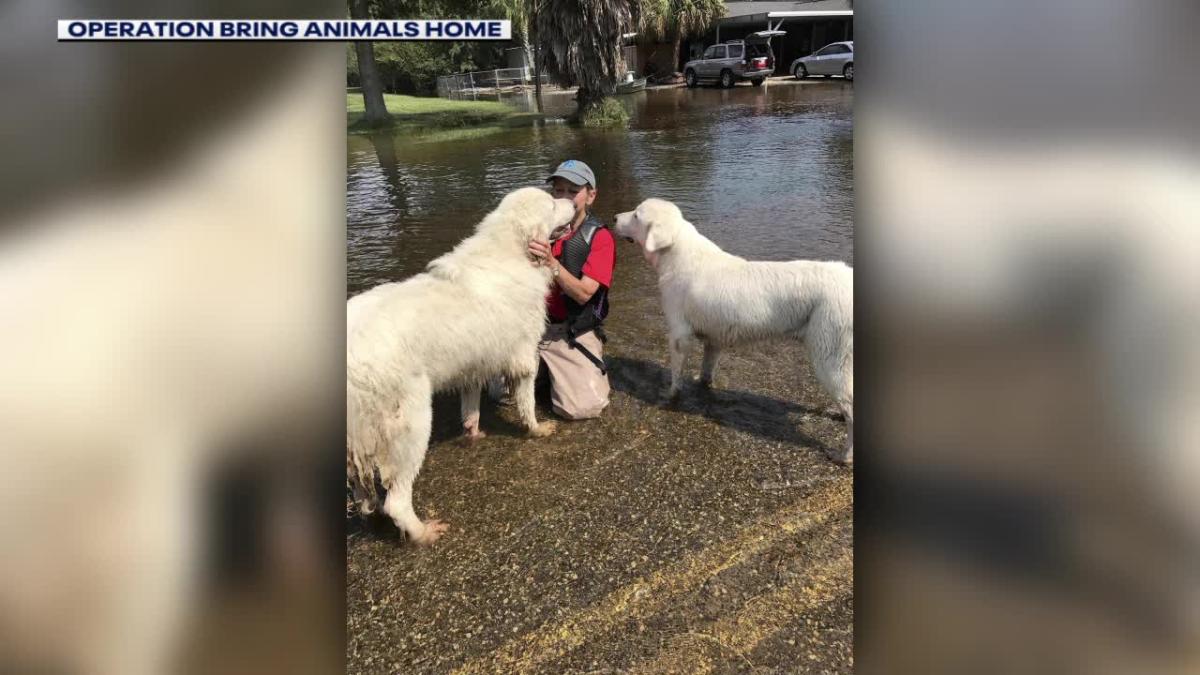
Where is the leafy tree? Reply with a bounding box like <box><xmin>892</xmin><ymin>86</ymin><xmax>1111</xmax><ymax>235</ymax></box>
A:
<box><xmin>489</xmin><ymin>0</ymin><xmax>534</xmax><ymax>74</ymax></box>
<box><xmin>347</xmin><ymin>0</ymin><xmax>510</xmax><ymax>95</ymax></box>
<box><xmin>488</xmin><ymin>0</ymin><xmax>544</xmax><ymax>111</ymax></box>
<box><xmin>635</xmin><ymin>0</ymin><xmax>724</xmax><ymax>74</ymax></box>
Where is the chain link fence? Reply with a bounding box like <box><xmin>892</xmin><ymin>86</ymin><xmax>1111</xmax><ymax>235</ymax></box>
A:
<box><xmin>436</xmin><ymin>67</ymin><xmax>559</xmax><ymax>99</ymax></box>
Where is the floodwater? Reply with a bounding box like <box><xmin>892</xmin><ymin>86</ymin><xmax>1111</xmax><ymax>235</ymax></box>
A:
<box><xmin>347</xmin><ymin>81</ymin><xmax>852</xmax><ymax>294</ymax></box>
<box><xmin>346</xmin><ymin>80</ymin><xmax>854</xmax><ymax>674</ymax></box>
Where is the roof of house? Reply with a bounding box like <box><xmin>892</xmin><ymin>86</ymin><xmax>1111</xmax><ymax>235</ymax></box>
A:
<box><xmin>723</xmin><ymin>0</ymin><xmax>852</xmax><ymax>20</ymax></box>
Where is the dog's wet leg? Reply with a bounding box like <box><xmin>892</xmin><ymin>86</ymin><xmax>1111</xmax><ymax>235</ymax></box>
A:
<box><xmin>383</xmin><ymin>386</ymin><xmax>449</xmax><ymax>545</ymax></box>
<box><xmin>514</xmin><ymin>371</ymin><xmax>556</xmax><ymax>437</ymax></box>
<box><xmin>805</xmin><ymin>317</ymin><xmax>854</xmax><ymax>465</ymax></box>
<box><xmin>827</xmin><ymin>402</ymin><xmax>853</xmax><ymax>465</ymax></box>
<box><xmin>843</xmin><ymin>408</ymin><xmax>854</xmax><ymax>464</ymax></box>
<box><xmin>663</xmin><ymin>333</ymin><xmax>693</xmax><ymax>401</ymax></box>
<box><xmin>699</xmin><ymin>342</ymin><xmax>721</xmax><ymax>390</ymax></box>
<box><xmin>349</xmin><ymin>478</ymin><xmax>378</xmax><ymax>516</ymax></box>
<box><xmin>460</xmin><ymin>382</ymin><xmax>485</xmax><ymax>442</ymax></box>
<box><xmin>384</xmin><ymin>482</ymin><xmax>448</xmax><ymax>546</ymax></box>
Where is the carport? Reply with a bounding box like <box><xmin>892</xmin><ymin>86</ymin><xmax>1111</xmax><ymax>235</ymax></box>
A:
<box><xmin>686</xmin><ymin>0</ymin><xmax>853</xmax><ymax>76</ymax></box>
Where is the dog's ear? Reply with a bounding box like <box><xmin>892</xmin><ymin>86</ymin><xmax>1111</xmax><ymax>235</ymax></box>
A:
<box><xmin>531</xmin><ymin>192</ymin><xmax>555</xmax><ymax>240</ymax></box>
<box><xmin>503</xmin><ymin>187</ymin><xmax>552</xmax><ymax>241</ymax></box>
<box><xmin>642</xmin><ymin>207</ymin><xmax>675</xmax><ymax>252</ymax></box>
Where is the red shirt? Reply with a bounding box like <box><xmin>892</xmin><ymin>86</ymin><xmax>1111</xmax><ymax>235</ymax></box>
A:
<box><xmin>547</xmin><ymin>225</ymin><xmax>615</xmax><ymax>322</ymax></box>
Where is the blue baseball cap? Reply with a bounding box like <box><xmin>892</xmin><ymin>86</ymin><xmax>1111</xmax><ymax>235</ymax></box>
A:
<box><xmin>547</xmin><ymin>160</ymin><xmax>596</xmax><ymax>189</ymax></box>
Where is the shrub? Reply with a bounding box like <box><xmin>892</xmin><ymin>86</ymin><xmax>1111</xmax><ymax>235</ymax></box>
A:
<box><xmin>578</xmin><ymin>97</ymin><xmax>629</xmax><ymax>128</ymax></box>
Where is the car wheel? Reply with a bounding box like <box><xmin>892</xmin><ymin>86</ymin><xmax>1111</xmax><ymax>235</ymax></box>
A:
<box><xmin>843</xmin><ymin>63</ymin><xmax>854</xmax><ymax>81</ymax></box>
<box><xmin>751</xmin><ymin>77</ymin><xmax>764</xmax><ymax>87</ymax></box>
<box><xmin>794</xmin><ymin>64</ymin><xmax>808</xmax><ymax>79</ymax></box>
<box><xmin>685</xmin><ymin>69</ymin><xmax>697</xmax><ymax>88</ymax></box>
<box><xmin>720</xmin><ymin>69</ymin><xmax>734</xmax><ymax>88</ymax></box>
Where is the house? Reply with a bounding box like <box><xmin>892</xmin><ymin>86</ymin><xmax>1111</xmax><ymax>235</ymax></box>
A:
<box><xmin>683</xmin><ymin>0</ymin><xmax>853</xmax><ymax>76</ymax></box>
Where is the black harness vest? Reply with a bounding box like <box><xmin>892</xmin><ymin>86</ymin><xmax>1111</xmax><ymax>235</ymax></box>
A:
<box><xmin>555</xmin><ymin>213</ymin><xmax>610</xmax><ymax>372</ymax></box>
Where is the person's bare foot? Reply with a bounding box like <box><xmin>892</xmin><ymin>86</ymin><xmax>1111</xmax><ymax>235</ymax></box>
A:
<box><xmin>462</xmin><ymin>418</ymin><xmax>487</xmax><ymax>443</ymax></box>
<box><xmin>527</xmin><ymin>420</ymin><xmax>557</xmax><ymax>438</ymax></box>
<box><xmin>410</xmin><ymin>519</ymin><xmax>450</xmax><ymax>546</ymax></box>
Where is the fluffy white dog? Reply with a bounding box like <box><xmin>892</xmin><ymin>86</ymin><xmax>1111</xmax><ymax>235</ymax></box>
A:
<box><xmin>614</xmin><ymin>198</ymin><xmax>855</xmax><ymax>463</ymax></box>
<box><xmin>347</xmin><ymin>187</ymin><xmax>576</xmax><ymax>545</ymax></box>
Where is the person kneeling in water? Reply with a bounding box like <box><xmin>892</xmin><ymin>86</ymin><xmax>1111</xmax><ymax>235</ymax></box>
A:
<box><xmin>526</xmin><ymin>160</ymin><xmax>615</xmax><ymax>419</ymax></box>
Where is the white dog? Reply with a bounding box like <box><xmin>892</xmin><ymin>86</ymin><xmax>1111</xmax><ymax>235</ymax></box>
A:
<box><xmin>347</xmin><ymin>187</ymin><xmax>576</xmax><ymax>545</ymax></box>
<box><xmin>614</xmin><ymin>198</ymin><xmax>855</xmax><ymax>463</ymax></box>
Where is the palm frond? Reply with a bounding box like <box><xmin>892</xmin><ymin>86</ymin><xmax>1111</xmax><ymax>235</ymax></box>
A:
<box><xmin>537</xmin><ymin>0</ymin><xmax>631</xmax><ymax>104</ymax></box>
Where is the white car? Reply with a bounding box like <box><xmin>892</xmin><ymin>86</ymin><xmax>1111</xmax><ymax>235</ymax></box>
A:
<box><xmin>792</xmin><ymin>41</ymin><xmax>853</xmax><ymax>81</ymax></box>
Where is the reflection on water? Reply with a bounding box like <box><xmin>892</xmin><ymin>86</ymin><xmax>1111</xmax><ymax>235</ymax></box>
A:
<box><xmin>347</xmin><ymin>82</ymin><xmax>853</xmax><ymax>295</ymax></box>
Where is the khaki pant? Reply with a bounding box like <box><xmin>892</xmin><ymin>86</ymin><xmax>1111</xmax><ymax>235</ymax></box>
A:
<box><xmin>538</xmin><ymin>323</ymin><xmax>610</xmax><ymax>420</ymax></box>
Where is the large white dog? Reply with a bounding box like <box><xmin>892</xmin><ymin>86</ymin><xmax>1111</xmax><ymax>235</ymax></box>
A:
<box><xmin>347</xmin><ymin>187</ymin><xmax>576</xmax><ymax>545</ymax></box>
<box><xmin>614</xmin><ymin>199</ymin><xmax>855</xmax><ymax>463</ymax></box>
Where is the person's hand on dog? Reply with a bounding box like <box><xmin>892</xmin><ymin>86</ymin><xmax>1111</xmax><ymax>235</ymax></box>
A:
<box><xmin>528</xmin><ymin>238</ymin><xmax>552</xmax><ymax>266</ymax></box>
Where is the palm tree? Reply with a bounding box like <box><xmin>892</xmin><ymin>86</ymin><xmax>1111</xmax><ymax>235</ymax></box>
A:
<box><xmin>636</xmin><ymin>0</ymin><xmax>724</xmax><ymax>75</ymax></box>
<box><xmin>537</xmin><ymin>0</ymin><xmax>631</xmax><ymax>112</ymax></box>
<box><xmin>491</xmin><ymin>0</ymin><xmax>535</xmax><ymax>76</ymax></box>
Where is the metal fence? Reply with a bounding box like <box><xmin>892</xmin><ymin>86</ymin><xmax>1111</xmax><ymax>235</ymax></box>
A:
<box><xmin>436</xmin><ymin>67</ymin><xmax>556</xmax><ymax>99</ymax></box>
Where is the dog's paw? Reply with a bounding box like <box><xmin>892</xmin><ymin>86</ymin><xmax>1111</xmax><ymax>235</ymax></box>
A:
<box><xmin>826</xmin><ymin>446</ymin><xmax>853</xmax><ymax>466</ymax></box>
<box><xmin>528</xmin><ymin>420</ymin><xmax>557</xmax><ymax>438</ymax></box>
<box><xmin>410</xmin><ymin>519</ymin><xmax>450</xmax><ymax>546</ymax></box>
<box><xmin>658</xmin><ymin>386</ymin><xmax>682</xmax><ymax>405</ymax></box>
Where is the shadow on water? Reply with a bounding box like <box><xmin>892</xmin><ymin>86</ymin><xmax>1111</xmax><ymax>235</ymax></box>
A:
<box><xmin>607</xmin><ymin>354</ymin><xmax>837</xmax><ymax>452</ymax></box>
<box><xmin>367</xmin><ymin>132</ymin><xmax>408</xmax><ymax>217</ymax></box>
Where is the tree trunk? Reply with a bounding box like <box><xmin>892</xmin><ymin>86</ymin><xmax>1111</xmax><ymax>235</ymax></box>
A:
<box><xmin>532</xmin><ymin>3</ymin><xmax>544</xmax><ymax>114</ymax></box>
<box><xmin>522</xmin><ymin>33</ymin><xmax>535</xmax><ymax>83</ymax></box>
<box><xmin>349</xmin><ymin>0</ymin><xmax>390</xmax><ymax>126</ymax></box>
<box><xmin>672</xmin><ymin>32</ymin><xmax>682</xmax><ymax>75</ymax></box>
<box><xmin>576</xmin><ymin>87</ymin><xmax>603</xmax><ymax>114</ymax></box>
<box><xmin>534</xmin><ymin>50</ymin><xmax>544</xmax><ymax>113</ymax></box>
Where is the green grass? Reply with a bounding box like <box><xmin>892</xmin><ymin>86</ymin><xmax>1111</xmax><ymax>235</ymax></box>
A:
<box><xmin>347</xmin><ymin>93</ymin><xmax>540</xmax><ymax>133</ymax></box>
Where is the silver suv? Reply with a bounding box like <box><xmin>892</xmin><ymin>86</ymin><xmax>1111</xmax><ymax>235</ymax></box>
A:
<box><xmin>683</xmin><ymin>39</ymin><xmax>775</xmax><ymax>88</ymax></box>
